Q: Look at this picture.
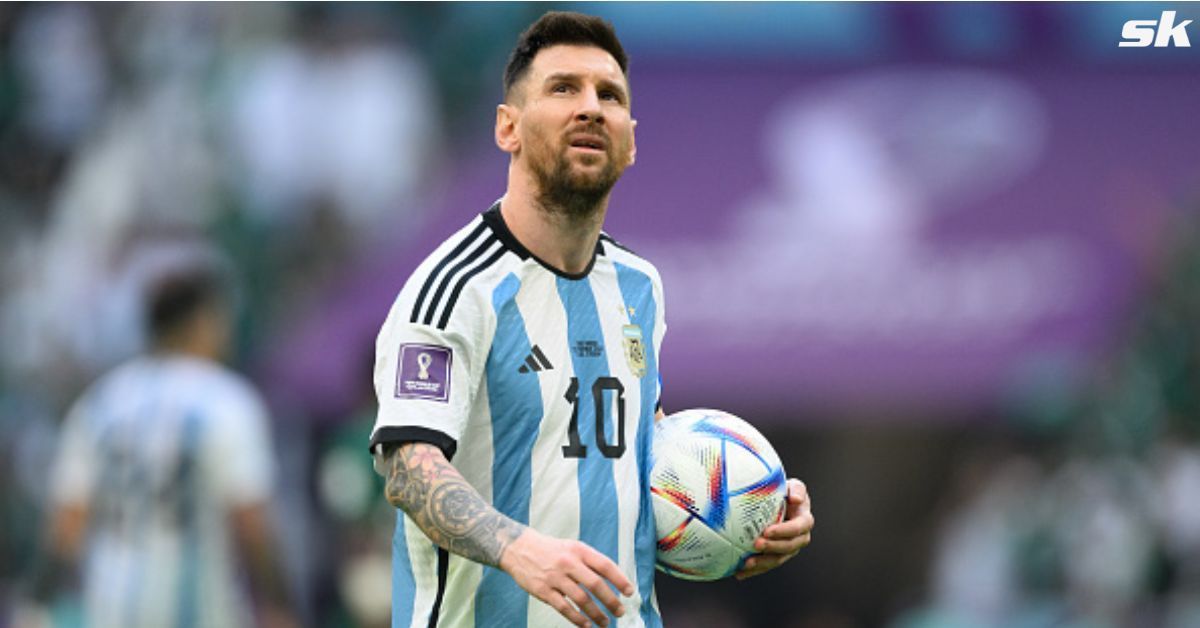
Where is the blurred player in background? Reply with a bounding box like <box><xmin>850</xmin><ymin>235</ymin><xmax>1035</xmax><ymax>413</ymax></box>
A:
<box><xmin>370</xmin><ymin>11</ymin><xmax>814</xmax><ymax>628</ymax></box>
<box><xmin>44</xmin><ymin>255</ymin><xmax>298</xmax><ymax>628</ymax></box>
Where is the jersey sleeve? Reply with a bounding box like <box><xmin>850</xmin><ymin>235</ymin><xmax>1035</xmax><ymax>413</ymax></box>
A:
<box><xmin>369</xmin><ymin>264</ymin><xmax>492</xmax><ymax>461</ymax></box>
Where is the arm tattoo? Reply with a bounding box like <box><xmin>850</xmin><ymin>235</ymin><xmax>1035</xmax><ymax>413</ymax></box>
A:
<box><xmin>385</xmin><ymin>443</ymin><xmax>525</xmax><ymax>567</ymax></box>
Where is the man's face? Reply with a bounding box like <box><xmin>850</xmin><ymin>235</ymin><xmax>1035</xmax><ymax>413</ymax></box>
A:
<box><xmin>507</xmin><ymin>44</ymin><xmax>635</xmax><ymax>212</ymax></box>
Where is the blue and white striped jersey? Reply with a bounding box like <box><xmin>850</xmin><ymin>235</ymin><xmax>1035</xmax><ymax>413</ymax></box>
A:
<box><xmin>370</xmin><ymin>203</ymin><xmax>666</xmax><ymax>628</ymax></box>
<box><xmin>52</xmin><ymin>355</ymin><xmax>276</xmax><ymax>628</ymax></box>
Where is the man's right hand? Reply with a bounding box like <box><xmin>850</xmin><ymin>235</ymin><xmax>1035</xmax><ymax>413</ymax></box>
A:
<box><xmin>499</xmin><ymin>528</ymin><xmax>634</xmax><ymax>628</ymax></box>
<box><xmin>383</xmin><ymin>442</ymin><xmax>633</xmax><ymax>626</ymax></box>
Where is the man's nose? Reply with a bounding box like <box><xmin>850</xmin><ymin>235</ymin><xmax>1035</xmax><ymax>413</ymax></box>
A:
<box><xmin>575</xmin><ymin>88</ymin><xmax>604</xmax><ymax>123</ymax></box>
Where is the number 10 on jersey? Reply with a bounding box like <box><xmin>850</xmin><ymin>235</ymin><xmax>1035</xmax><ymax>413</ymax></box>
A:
<box><xmin>561</xmin><ymin>376</ymin><xmax>626</xmax><ymax>459</ymax></box>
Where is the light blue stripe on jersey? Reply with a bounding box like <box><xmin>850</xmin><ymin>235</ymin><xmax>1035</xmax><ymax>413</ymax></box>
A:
<box><xmin>475</xmin><ymin>273</ymin><xmax>537</xmax><ymax>628</ymax></box>
<box><xmin>175</xmin><ymin>409</ymin><xmax>202</xmax><ymax>628</ymax></box>
<box><xmin>392</xmin><ymin>513</ymin><xmax>415</xmax><ymax>628</ymax></box>
<box><xmin>557</xmin><ymin>276</ymin><xmax>621</xmax><ymax>625</ymax></box>
<box><xmin>614</xmin><ymin>262</ymin><xmax>664</xmax><ymax>628</ymax></box>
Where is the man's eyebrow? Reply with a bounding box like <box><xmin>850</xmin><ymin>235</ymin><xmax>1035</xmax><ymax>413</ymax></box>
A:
<box><xmin>543</xmin><ymin>71</ymin><xmax>581</xmax><ymax>84</ymax></box>
<box><xmin>596</xmin><ymin>77</ymin><xmax>628</xmax><ymax>98</ymax></box>
<box><xmin>540</xmin><ymin>71</ymin><xmax>629</xmax><ymax>102</ymax></box>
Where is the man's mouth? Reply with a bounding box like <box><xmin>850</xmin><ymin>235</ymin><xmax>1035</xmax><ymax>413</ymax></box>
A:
<box><xmin>568</xmin><ymin>135</ymin><xmax>607</xmax><ymax>152</ymax></box>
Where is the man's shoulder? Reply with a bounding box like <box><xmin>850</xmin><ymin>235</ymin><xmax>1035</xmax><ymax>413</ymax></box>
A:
<box><xmin>388</xmin><ymin>208</ymin><xmax>515</xmax><ymax>333</ymax></box>
<box><xmin>600</xmin><ymin>232</ymin><xmax>663</xmax><ymax>287</ymax></box>
<box><xmin>166</xmin><ymin>357</ymin><xmax>268</xmax><ymax>413</ymax></box>
<box><xmin>79</xmin><ymin>356</ymin><xmax>266</xmax><ymax>424</ymax></box>
<box><xmin>406</xmin><ymin>213</ymin><xmax>492</xmax><ymax>283</ymax></box>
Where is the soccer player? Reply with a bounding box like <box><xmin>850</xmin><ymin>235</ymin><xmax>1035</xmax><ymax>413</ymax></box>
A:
<box><xmin>369</xmin><ymin>11</ymin><xmax>814</xmax><ymax>628</ymax></box>
<box><xmin>47</xmin><ymin>258</ymin><xmax>298</xmax><ymax>628</ymax></box>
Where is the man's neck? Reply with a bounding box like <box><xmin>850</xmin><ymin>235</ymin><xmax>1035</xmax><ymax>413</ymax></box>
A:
<box><xmin>501</xmin><ymin>167</ymin><xmax>608</xmax><ymax>275</ymax></box>
<box><xmin>153</xmin><ymin>346</ymin><xmax>216</xmax><ymax>363</ymax></box>
<box><xmin>153</xmin><ymin>332</ymin><xmax>221</xmax><ymax>363</ymax></box>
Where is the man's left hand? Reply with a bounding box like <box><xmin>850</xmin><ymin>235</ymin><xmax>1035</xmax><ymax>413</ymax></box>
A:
<box><xmin>735</xmin><ymin>478</ymin><xmax>813</xmax><ymax>580</ymax></box>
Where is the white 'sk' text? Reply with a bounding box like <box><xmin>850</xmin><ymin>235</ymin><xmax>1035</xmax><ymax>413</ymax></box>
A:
<box><xmin>1120</xmin><ymin>11</ymin><xmax>1193</xmax><ymax>47</ymax></box>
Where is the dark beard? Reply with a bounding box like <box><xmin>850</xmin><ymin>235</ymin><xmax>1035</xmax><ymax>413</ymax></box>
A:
<box><xmin>533</xmin><ymin>150</ymin><xmax>621</xmax><ymax>220</ymax></box>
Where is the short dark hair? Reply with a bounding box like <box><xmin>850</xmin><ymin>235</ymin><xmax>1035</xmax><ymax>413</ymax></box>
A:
<box><xmin>147</xmin><ymin>266</ymin><xmax>229</xmax><ymax>342</ymax></box>
<box><xmin>503</xmin><ymin>11</ymin><xmax>628</xmax><ymax>100</ymax></box>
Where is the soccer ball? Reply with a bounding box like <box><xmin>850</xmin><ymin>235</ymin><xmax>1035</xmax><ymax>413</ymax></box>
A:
<box><xmin>650</xmin><ymin>408</ymin><xmax>788</xmax><ymax>581</ymax></box>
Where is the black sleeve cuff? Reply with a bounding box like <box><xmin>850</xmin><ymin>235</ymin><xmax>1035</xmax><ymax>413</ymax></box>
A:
<box><xmin>369</xmin><ymin>426</ymin><xmax>458</xmax><ymax>461</ymax></box>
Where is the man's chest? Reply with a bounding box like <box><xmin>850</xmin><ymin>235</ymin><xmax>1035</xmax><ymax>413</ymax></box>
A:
<box><xmin>482</xmin><ymin>273</ymin><xmax>658</xmax><ymax>461</ymax></box>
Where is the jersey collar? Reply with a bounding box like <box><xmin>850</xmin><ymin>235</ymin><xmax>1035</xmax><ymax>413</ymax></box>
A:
<box><xmin>481</xmin><ymin>201</ymin><xmax>605</xmax><ymax>281</ymax></box>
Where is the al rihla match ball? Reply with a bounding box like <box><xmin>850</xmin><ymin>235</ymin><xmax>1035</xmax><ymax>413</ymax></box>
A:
<box><xmin>650</xmin><ymin>408</ymin><xmax>788</xmax><ymax>581</ymax></box>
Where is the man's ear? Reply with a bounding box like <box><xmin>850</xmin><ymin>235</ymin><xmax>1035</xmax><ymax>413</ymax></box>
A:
<box><xmin>628</xmin><ymin>118</ymin><xmax>637</xmax><ymax>166</ymax></box>
<box><xmin>495</xmin><ymin>104</ymin><xmax>520</xmax><ymax>154</ymax></box>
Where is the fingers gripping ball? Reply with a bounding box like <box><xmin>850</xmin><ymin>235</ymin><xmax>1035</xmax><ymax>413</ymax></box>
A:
<box><xmin>650</xmin><ymin>409</ymin><xmax>787</xmax><ymax>581</ymax></box>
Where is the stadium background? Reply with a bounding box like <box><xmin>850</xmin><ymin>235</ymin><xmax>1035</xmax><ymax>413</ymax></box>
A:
<box><xmin>2</xmin><ymin>2</ymin><xmax>1200</xmax><ymax>626</ymax></box>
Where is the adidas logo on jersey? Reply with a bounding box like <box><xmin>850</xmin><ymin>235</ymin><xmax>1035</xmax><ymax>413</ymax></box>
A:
<box><xmin>518</xmin><ymin>345</ymin><xmax>554</xmax><ymax>373</ymax></box>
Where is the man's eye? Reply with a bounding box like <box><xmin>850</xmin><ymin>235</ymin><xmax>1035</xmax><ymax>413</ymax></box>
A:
<box><xmin>600</xmin><ymin>91</ymin><xmax>619</xmax><ymax>101</ymax></box>
<box><xmin>552</xmin><ymin>84</ymin><xmax>572</xmax><ymax>94</ymax></box>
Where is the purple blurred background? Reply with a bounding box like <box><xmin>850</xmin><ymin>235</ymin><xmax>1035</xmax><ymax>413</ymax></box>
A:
<box><xmin>275</xmin><ymin>64</ymin><xmax>1198</xmax><ymax>421</ymax></box>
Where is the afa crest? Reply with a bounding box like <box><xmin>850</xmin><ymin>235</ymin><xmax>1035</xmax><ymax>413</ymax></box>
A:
<box><xmin>622</xmin><ymin>324</ymin><xmax>647</xmax><ymax>378</ymax></box>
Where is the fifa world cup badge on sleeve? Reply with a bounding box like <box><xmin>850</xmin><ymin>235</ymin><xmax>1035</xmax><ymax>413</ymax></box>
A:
<box><xmin>622</xmin><ymin>324</ymin><xmax>647</xmax><ymax>378</ymax></box>
<box><xmin>396</xmin><ymin>344</ymin><xmax>452</xmax><ymax>402</ymax></box>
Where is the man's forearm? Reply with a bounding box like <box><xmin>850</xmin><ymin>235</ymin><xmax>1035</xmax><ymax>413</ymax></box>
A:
<box><xmin>385</xmin><ymin>442</ymin><xmax>526</xmax><ymax>567</ymax></box>
<box><xmin>26</xmin><ymin>504</ymin><xmax>89</xmax><ymax>603</ymax></box>
<box><xmin>231</xmin><ymin>505</ymin><xmax>292</xmax><ymax>611</ymax></box>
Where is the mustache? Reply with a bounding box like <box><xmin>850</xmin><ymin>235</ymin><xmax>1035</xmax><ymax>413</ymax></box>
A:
<box><xmin>565</xmin><ymin>124</ymin><xmax>610</xmax><ymax>143</ymax></box>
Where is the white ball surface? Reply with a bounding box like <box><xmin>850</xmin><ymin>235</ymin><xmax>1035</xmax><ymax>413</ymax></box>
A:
<box><xmin>651</xmin><ymin>408</ymin><xmax>788</xmax><ymax>580</ymax></box>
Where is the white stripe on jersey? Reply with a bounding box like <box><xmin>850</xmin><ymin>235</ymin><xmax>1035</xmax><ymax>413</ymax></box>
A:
<box><xmin>517</xmin><ymin>269</ymin><xmax>583</xmax><ymax>627</ymax></box>
<box><xmin>599</xmin><ymin>244</ymin><xmax>666</xmax><ymax>621</ymax></box>
<box><xmin>436</xmin><ymin>382</ymin><xmax>493</xmax><ymax>627</ymax></box>
<box><xmin>403</xmin><ymin>516</ymin><xmax>442</xmax><ymax>628</ymax></box>
<box><xmin>590</xmin><ymin>261</ymin><xmax>648</xmax><ymax>622</ymax></box>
